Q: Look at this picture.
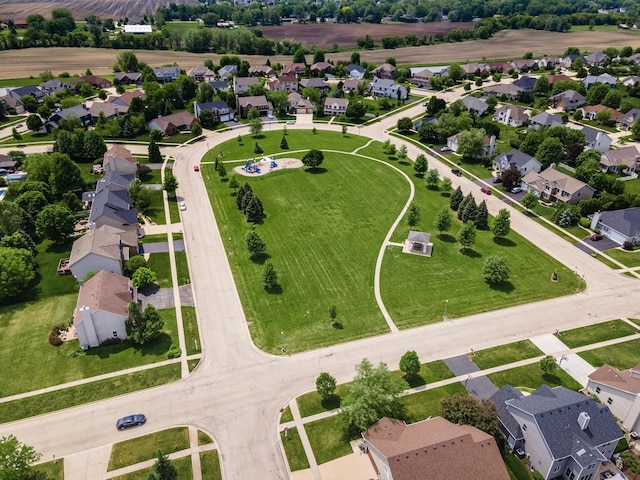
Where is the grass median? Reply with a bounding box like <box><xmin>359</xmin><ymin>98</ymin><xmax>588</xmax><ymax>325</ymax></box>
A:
<box><xmin>108</xmin><ymin>427</ymin><xmax>189</xmax><ymax>471</ymax></box>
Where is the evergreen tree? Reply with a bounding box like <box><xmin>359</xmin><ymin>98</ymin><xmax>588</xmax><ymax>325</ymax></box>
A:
<box><xmin>457</xmin><ymin>194</ymin><xmax>471</xmax><ymax>220</ymax></box>
<box><xmin>280</xmin><ymin>136</ymin><xmax>289</xmax><ymax>149</ymax></box>
<box><xmin>148</xmin><ymin>139</ymin><xmax>163</xmax><ymax>163</ymax></box>
<box><xmin>245</xmin><ymin>195</ymin><xmax>264</xmax><ymax>223</ymax></box>
<box><xmin>236</xmin><ymin>183</ymin><xmax>253</xmax><ymax>210</ymax></box>
<box><xmin>450</xmin><ymin>187</ymin><xmax>463</xmax><ymax>211</ymax></box>
<box><xmin>261</xmin><ymin>260</ymin><xmax>278</xmax><ymax>289</ymax></box>
<box><xmin>148</xmin><ymin>451</ymin><xmax>178</xmax><ymax>480</ymax></box>
<box><xmin>240</xmin><ymin>190</ymin><xmax>254</xmax><ymax>213</ymax></box>
<box><xmin>461</xmin><ymin>196</ymin><xmax>477</xmax><ymax>223</ymax></box>
<box><xmin>474</xmin><ymin>200</ymin><xmax>489</xmax><ymax>230</ymax></box>
<box><xmin>245</xmin><ymin>228</ymin><xmax>266</xmax><ymax>258</ymax></box>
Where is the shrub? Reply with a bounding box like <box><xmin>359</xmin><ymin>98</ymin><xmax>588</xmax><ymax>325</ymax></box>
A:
<box><xmin>100</xmin><ymin>337</ymin><xmax>122</xmax><ymax>347</ymax></box>
<box><xmin>579</xmin><ymin>217</ymin><xmax>590</xmax><ymax>228</ymax></box>
<box><xmin>48</xmin><ymin>326</ymin><xmax>64</xmax><ymax>346</ymax></box>
<box><xmin>167</xmin><ymin>344</ymin><xmax>182</xmax><ymax>359</ymax></box>
<box><xmin>623</xmin><ymin>241</ymin><xmax>634</xmax><ymax>251</ymax></box>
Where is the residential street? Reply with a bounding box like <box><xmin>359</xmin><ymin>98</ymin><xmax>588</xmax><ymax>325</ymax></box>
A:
<box><xmin>2</xmin><ymin>96</ymin><xmax>640</xmax><ymax>480</ymax></box>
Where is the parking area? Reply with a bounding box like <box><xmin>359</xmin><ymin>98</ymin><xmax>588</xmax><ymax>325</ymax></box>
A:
<box><xmin>575</xmin><ymin>236</ymin><xmax>619</xmax><ymax>253</ymax></box>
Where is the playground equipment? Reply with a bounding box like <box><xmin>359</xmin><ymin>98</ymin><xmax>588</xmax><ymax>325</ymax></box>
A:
<box><xmin>242</xmin><ymin>159</ymin><xmax>261</xmax><ymax>174</ymax></box>
<box><xmin>268</xmin><ymin>156</ymin><xmax>278</xmax><ymax>169</ymax></box>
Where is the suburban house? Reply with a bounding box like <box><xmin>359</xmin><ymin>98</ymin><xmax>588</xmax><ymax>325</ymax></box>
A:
<box><xmin>83</xmin><ymin>172</ymin><xmax>135</xmax><ymax>206</ymax></box>
<box><xmin>411</xmin><ymin>68</ymin><xmax>434</xmax><ymax>88</ymax></box>
<box><xmin>0</xmin><ymin>95</ymin><xmax>25</xmax><ymax>114</ymax></box>
<box><xmin>153</xmin><ymin>66</ymin><xmax>181</xmax><ymax>83</ymax></box>
<box><xmin>587</xmin><ymin>364</ymin><xmax>640</xmax><ymax>433</ymax></box>
<box><xmin>547</xmin><ymin>74</ymin><xmax>574</xmax><ymax>85</ymax></box>
<box><xmin>372</xmin><ymin>63</ymin><xmax>397</xmax><ymax>79</ymax></box>
<box><xmin>323</xmin><ymin>97</ymin><xmax>349</xmax><ymax>116</ymax></box>
<box><xmin>186</xmin><ymin>65</ymin><xmax>216</xmax><ymax>82</ymax></box>
<box><xmin>0</xmin><ymin>153</ymin><xmax>16</xmax><ymax>174</ymax></box>
<box><xmin>281</xmin><ymin>63</ymin><xmax>306</xmax><ymax>76</ymax></box>
<box><xmin>583</xmin><ymin>73</ymin><xmax>617</xmax><ymax>89</ymax></box>
<box><xmin>68</xmin><ymin>224</ymin><xmax>138</xmax><ymax>282</ymax></box>
<box><xmin>48</xmin><ymin>105</ymin><xmax>92</xmax><ymax>130</ymax></box>
<box><xmin>147</xmin><ymin>111</ymin><xmax>199</xmax><ymax>135</ymax></box>
<box><xmin>293</xmin><ymin>96</ymin><xmax>314</xmax><ymax>114</ymax></box>
<box><xmin>299</xmin><ymin>78</ymin><xmax>330</xmax><ymax>93</ymax></box>
<box><xmin>89</xmin><ymin>186</ymin><xmax>138</xmax><ymax>229</ymax></box>
<box><xmin>362</xmin><ymin>417</ymin><xmax>510</xmax><ymax>480</ymax></box>
<box><xmin>462</xmin><ymin>62</ymin><xmax>489</xmax><ymax>76</ymax></box>
<box><xmin>561</xmin><ymin>53</ymin><xmax>581</xmax><ymax>69</ymax></box>
<box><xmin>8</xmin><ymin>85</ymin><xmax>44</xmax><ymax>104</ymax></box>
<box><xmin>103</xmin><ymin>145</ymin><xmax>138</xmax><ymax>175</ymax></box>
<box><xmin>484</xmin><ymin>84</ymin><xmax>521</xmax><ymax>100</ymax></box>
<box><xmin>217</xmin><ymin>64</ymin><xmax>238</xmax><ymax>79</ymax></box>
<box><xmin>236</xmin><ymin>95</ymin><xmax>273</xmax><ymax>118</ymax></box>
<box><xmin>509</xmin><ymin>59</ymin><xmax>536</xmax><ymax>72</ymax></box>
<box><xmin>494</xmin><ymin>149</ymin><xmax>541</xmax><ymax>175</ymax></box>
<box><xmin>447</xmin><ymin>133</ymin><xmax>496</xmax><ymax>157</ymax></box>
<box><xmin>74</xmin><ymin>270</ymin><xmax>136</xmax><ymax>349</ymax></box>
<box><xmin>123</xmin><ymin>24</ymin><xmax>152</xmax><ymax>34</ymax></box>
<box><xmin>528</xmin><ymin>112</ymin><xmax>563</xmax><ymax>129</ymax></box>
<box><xmin>582</xmin><ymin>127</ymin><xmax>612</xmax><ymax>152</ymax></box>
<box><xmin>342</xmin><ymin>79</ymin><xmax>366</xmax><ymax>94</ymax></box>
<box><xmin>265</xmin><ymin>75</ymin><xmax>298</xmax><ymax>92</ymax></box>
<box><xmin>600</xmin><ymin>145</ymin><xmax>640</xmax><ymax>174</ymax></box>
<box><xmin>589</xmin><ymin>208</ymin><xmax>640</xmax><ymax>246</ymax></box>
<box><xmin>584</xmin><ymin>51</ymin><xmax>610</xmax><ymax>66</ymax></box>
<box><xmin>493</xmin><ymin>104</ymin><xmax>529</xmax><ymax>127</ymax></box>
<box><xmin>39</xmin><ymin>79</ymin><xmax>71</xmax><ymax>96</ymax></box>
<box><xmin>107</xmin><ymin>90</ymin><xmax>146</xmax><ymax>108</ymax></box>
<box><xmin>537</xmin><ymin>56</ymin><xmax>561</xmax><ymax>69</ymax></box>
<box><xmin>461</xmin><ymin>96</ymin><xmax>489</xmax><ymax>116</ymax></box>
<box><xmin>371</xmin><ymin>77</ymin><xmax>407</xmax><ymax>100</ymax></box>
<box><xmin>248</xmin><ymin>65</ymin><xmax>276</xmax><ymax>78</ymax></box>
<box><xmin>487</xmin><ymin>61</ymin><xmax>512</xmax><ymax>73</ymax></box>
<box><xmin>621</xmin><ymin>76</ymin><xmax>640</xmax><ymax>87</ymax></box>
<box><xmin>580</xmin><ymin>105</ymin><xmax>623</xmax><ymax>122</ymax></box>
<box><xmin>346</xmin><ymin>64</ymin><xmax>365</xmax><ymax>79</ymax></box>
<box><xmin>513</xmin><ymin>76</ymin><xmax>537</xmax><ymax>93</ymax></box>
<box><xmin>491</xmin><ymin>385</ymin><xmax>622</xmax><ymax>480</ymax></box>
<box><xmin>69</xmin><ymin>75</ymin><xmax>112</xmax><ymax>89</ymax></box>
<box><xmin>208</xmin><ymin>80</ymin><xmax>229</xmax><ymax>91</ymax></box>
<box><xmin>89</xmin><ymin>102</ymin><xmax>125</xmax><ymax>121</ymax></box>
<box><xmin>233</xmin><ymin>76</ymin><xmax>259</xmax><ymax>94</ymax></box>
<box><xmin>194</xmin><ymin>100</ymin><xmax>235</xmax><ymax>123</ymax></box>
<box><xmin>521</xmin><ymin>167</ymin><xmax>595</xmax><ymax>204</ymax></box>
<box><xmin>114</xmin><ymin>72</ymin><xmax>142</xmax><ymax>85</ymax></box>
<box><xmin>550</xmin><ymin>90</ymin><xmax>586</xmax><ymax>111</ymax></box>
<box><xmin>616</xmin><ymin>108</ymin><xmax>640</xmax><ymax>129</ymax></box>
<box><xmin>310</xmin><ymin>62</ymin><xmax>332</xmax><ymax>76</ymax></box>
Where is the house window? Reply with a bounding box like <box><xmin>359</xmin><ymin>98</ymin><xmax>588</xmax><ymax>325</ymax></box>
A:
<box><xmin>595</xmin><ymin>387</ymin><xmax>601</xmax><ymax>394</ymax></box>
<box><xmin>607</xmin><ymin>397</ymin><xmax>613</xmax><ymax>405</ymax></box>
<box><xmin>522</xmin><ymin>424</ymin><xmax>527</xmax><ymax>431</ymax></box>
<box><xmin>554</xmin><ymin>466</ymin><xmax>560</xmax><ymax>472</ymax></box>
<box><xmin>113</xmin><ymin>331</ymin><xmax>118</xmax><ymax>337</ymax></box>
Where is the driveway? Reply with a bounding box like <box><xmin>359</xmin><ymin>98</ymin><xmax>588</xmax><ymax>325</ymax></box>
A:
<box><xmin>444</xmin><ymin>354</ymin><xmax>498</xmax><ymax>399</ymax></box>
<box><xmin>138</xmin><ymin>285</ymin><xmax>194</xmax><ymax>309</ymax></box>
<box><xmin>140</xmin><ymin>240</ymin><xmax>185</xmax><ymax>254</ymax></box>
<box><xmin>574</xmin><ymin>237</ymin><xmax>618</xmax><ymax>253</ymax></box>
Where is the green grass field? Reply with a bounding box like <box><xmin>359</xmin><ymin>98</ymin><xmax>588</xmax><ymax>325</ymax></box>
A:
<box><xmin>33</xmin><ymin>460</ymin><xmax>64</xmax><ymax>480</ymax></box>
<box><xmin>198</xmin><ymin>430</ymin><xmax>213</xmax><ymax>445</ymax></box>
<box><xmin>204</xmin><ymin>146</ymin><xmax>407</xmax><ymax>353</ymax></box>
<box><xmin>182</xmin><ymin>306</ymin><xmax>201</xmax><ymax>355</ymax></box>
<box><xmin>400</xmin><ymin>383</ymin><xmax>467</xmax><ymax>424</ymax></box>
<box><xmin>110</xmin><ymin>455</ymin><xmax>192</xmax><ymax>480</ymax></box>
<box><xmin>280</xmin><ymin>406</ymin><xmax>293</xmax><ymax>423</ymax></box>
<box><xmin>280</xmin><ymin>428</ymin><xmax>310</xmax><ymax>472</ymax></box>
<box><xmin>175</xmin><ymin>251</ymin><xmax>190</xmax><ymax>285</ymax></box>
<box><xmin>603</xmin><ymin>248</ymin><xmax>640</xmax><ymax>268</ymax></box>
<box><xmin>147</xmin><ymin>252</ymin><xmax>173</xmax><ymax>288</ymax></box>
<box><xmin>200</xmin><ymin>450</ymin><xmax>223</xmax><ymax>480</ymax></box>
<box><xmin>488</xmin><ymin>363</ymin><xmax>582</xmax><ymax>392</ymax></box>
<box><xmin>472</xmin><ymin>340</ymin><xmax>544</xmax><ymax>370</ymax></box>
<box><xmin>558</xmin><ymin>319</ymin><xmax>639</xmax><ymax>348</ymax></box>
<box><xmin>579</xmin><ymin>338</ymin><xmax>640</xmax><ymax>370</ymax></box>
<box><xmin>144</xmin><ymin>189</ymin><xmax>166</xmax><ymax>225</ymax></box>
<box><xmin>304</xmin><ymin>416</ymin><xmax>360</xmax><ymax>465</ymax></box>
<box><xmin>108</xmin><ymin>427</ymin><xmax>189</xmax><ymax>471</ymax></box>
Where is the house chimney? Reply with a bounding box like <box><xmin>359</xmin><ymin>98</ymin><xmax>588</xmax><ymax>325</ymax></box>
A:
<box><xmin>577</xmin><ymin>412</ymin><xmax>590</xmax><ymax>430</ymax></box>
<box><xmin>590</xmin><ymin>211</ymin><xmax>601</xmax><ymax>230</ymax></box>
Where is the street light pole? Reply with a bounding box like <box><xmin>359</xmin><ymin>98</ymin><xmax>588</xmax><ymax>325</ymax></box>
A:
<box><xmin>281</xmin><ymin>331</ymin><xmax>285</xmax><ymax>352</ymax></box>
<box><xmin>442</xmin><ymin>300</ymin><xmax>449</xmax><ymax>321</ymax></box>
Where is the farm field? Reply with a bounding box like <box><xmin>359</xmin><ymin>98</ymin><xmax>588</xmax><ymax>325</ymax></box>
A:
<box><xmin>1</xmin><ymin>29</ymin><xmax>640</xmax><ymax>79</ymax></box>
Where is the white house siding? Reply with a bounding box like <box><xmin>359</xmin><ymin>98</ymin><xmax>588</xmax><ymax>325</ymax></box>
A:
<box><xmin>587</xmin><ymin>380</ymin><xmax>640</xmax><ymax>432</ymax></box>
<box><xmin>508</xmin><ymin>410</ymin><xmax>556</xmax><ymax>478</ymax></box>
<box><xmin>70</xmin><ymin>255</ymin><xmax>122</xmax><ymax>283</ymax></box>
<box><xmin>77</xmin><ymin>307</ymin><xmax>127</xmax><ymax>349</ymax></box>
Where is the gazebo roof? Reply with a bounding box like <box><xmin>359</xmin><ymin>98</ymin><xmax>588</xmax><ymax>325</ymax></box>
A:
<box><xmin>408</xmin><ymin>231</ymin><xmax>431</xmax><ymax>244</ymax></box>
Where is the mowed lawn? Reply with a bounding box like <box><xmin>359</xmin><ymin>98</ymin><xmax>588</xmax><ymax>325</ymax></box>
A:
<box><xmin>204</xmin><ymin>146</ymin><xmax>409</xmax><ymax>353</ymax></box>
<box><xmin>369</xmin><ymin>142</ymin><xmax>578</xmax><ymax>328</ymax></box>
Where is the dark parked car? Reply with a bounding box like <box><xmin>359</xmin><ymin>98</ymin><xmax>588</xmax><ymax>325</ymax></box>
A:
<box><xmin>451</xmin><ymin>168</ymin><xmax>462</xmax><ymax>176</ymax></box>
<box><xmin>590</xmin><ymin>234</ymin><xmax>603</xmax><ymax>241</ymax></box>
<box><xmin>116</xmin><ymin>414</ymin><xmax>146</xmax><ymax>430</ymax></box>
<box><xmin>492</xmin><ymin>176</ymin><xmax>503</xmax><ymax>184</ymax></box>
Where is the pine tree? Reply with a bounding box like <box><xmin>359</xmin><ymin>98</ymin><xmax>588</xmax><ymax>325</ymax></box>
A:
<box><xmin>280</xmin><ymin>136</ymin><xmax>289</xmax><ymax>149</ymax></box>
<box><xmin>474</xmin><ymin>200</ymin><xmax>489</xmax><ymax>230</ymax></box>
<box><xmin>461</xmin><ymin>197</ymin><xmax>477</xmax><ymax>223</ymax></box>
<box><xmin>236</xmin><ymin>183</ymin><xmax>253</xmax><ymax>210</ymax></box>
<box><xmin>457</xmin><ymin>194</ymin><xmax>471</xmax><ymax>220</ymax></box>
<box><xmin>148</xmin><ymin>139</ymin><xmax>163</xmax><ymax>163</ymax></box>
<box><xmin>450</xmin><ymin>187</ymin><xmax>463</xmax><ymax>211</ymax></box>
<box><xmin>261</xmin><ymin>260</ymin><xmax>278</xmax><ymax>289</ymax></box>
<box><xmin>245</xmin><ymin>195</ymin><xmax>264</xmax><ymax>223</ymax></box>
<box><xmin>240</xmin><ymin>190</ymin><xmax>254</xmax><ymax>213</ymax></box>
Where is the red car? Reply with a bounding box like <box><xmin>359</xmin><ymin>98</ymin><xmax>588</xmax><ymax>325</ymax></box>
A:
<box><xmin>481</xmin><ymin>187</ymin><xmax>491</xmax><ymax>195</ymax></box>
<box><xmin>193</xmin><ymin>165</ymin><xmax>200</xmax><ymax>172</ymax></box>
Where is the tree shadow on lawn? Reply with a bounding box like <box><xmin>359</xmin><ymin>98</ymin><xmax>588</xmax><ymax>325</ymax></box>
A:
<box><xmin>320</xmin><ymin>394</ymin><xmax>342</xmax><ymax>411</ymax></box>
<box><xmin>437</xmin><ymin>234</ymin><xmax>456</xmax><ymax>243</ymax></box>
<box><xmin>488</xmin><ymin>280</ymin><xmax>515</xmax><ymax>294</ymax></box>
<box><xmin>405</xmin><ymin>374</ymin><xmax>426</xmax><ymax>388</ymax></box>
<box><xmin>305</xmin><ymin>167</ymin><xmax>328</xmax><ymax>174</ymax></box>
<box><xmin>461</xmin><ymin>248</ymin><xmax>481</xmax><ymax>258</ymax></box>
<box><xmin>250</xmin><ymin>253</ymin><xmax>271</xmax><ymax>265</ymax></box>
<box><xmin>85</xmin><ymin>333</ymin><xmax>173</xmax><ymax>359</ymax></box>
<box><xmin>493</xmin><ymin>237</ymin><xmax>516</xmax><ymax>247</ymax></box>
<box><xmin>398</xmin><ymin>161</ymin><xmax>410</xmax><ymax>166</ymax></box>
<box><xmin>265</xmin><ymin>284</ymin><xmax>283</xmax><ymax>295</ymax></box>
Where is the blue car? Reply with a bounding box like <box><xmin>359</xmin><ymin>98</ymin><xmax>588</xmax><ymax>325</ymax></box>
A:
<box><xmin>116</xmin><ymin>414</ymin><xmax>146</xmax><ymax>430</ymax></box>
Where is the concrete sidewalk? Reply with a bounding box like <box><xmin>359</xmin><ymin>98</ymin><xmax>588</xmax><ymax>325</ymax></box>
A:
<box><xmin>531</xmin><ymin>334</ymin><xmax>596</xmax><ymax>387</ymax></box>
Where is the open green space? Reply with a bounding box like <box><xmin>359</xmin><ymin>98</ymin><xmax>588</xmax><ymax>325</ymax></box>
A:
<box><xmin>305</xmin><ymin>416</ymin><xmax>360</xmax><ymax>465</ymax></box>
<box><xmin>280</xmin><ymin>405</ymin><xmax>293</xmax><ymax>423</ymax></box>
<box><xmin>175</xmin><ymin>250</ymin><xmax>190</xmax><ymax>285</ymax></box>
<box><xmin>373</xmin><ymin>142</ymin><xmax>578</xmax><ymax>327</ymax></box>
<box><xmin>403</xmin><ymin>360</ymin><xmax>455</xmax><ymax>388</ymax></box>
<box><xmin>148</xmin><ymin>252</ymin><xmax>173</xmax><ymax>288</ymax></box>
<box><xmin>198</xmin><ymin>430</ymin><xmax>213</xmax><ymax>445</ymax></box>
<box><xmin>0</xmin><ymin>130</ymin><xmax>53</xmax><ymax>145</ymax></box>
<box><xmin>631</xmin><ymin>318</ymin><xmax>640</xmax><ymax>328</ymax></box>
<box><xmin>488</xmin><ymin>363</ymin><xmax>582</xmax><ymax>392</ymax></box>
<box><xmin>400</xmin><ymin>383</ymin><xmax>467</xmax><ymax>424</ymax></box>
<box><xmin>182</xmin><ymin>306</ymin><xmax>201</xmax><ymax>355</ymax></box>
<box><xmin>188</xmin><ymin>358</ymin><xmax>200</xmax><ymax>372</ymax></box>
<box><xmin>110</xmin><ymin>455</ymin><xmax>192</xmax><ymax>480</ymax></box>
<box><xmin>558</xmin><ymin>319</ymin><xmax>639</xmax><ymax>348</ymax></box>
<box><xmin>168</xmin><ymin>195</ymin><xmax>181</xmax><ymax>224</ymax></box>
<box><xmin>204</xmin><ymin>143</ymin><xmax>407</xmax><ymax>353</ymax></box>
<box><xmin>33</xmin><ymin>460</ymin><xmax>64</xmax><ymax>480</ymax></box>
<box><xmin>140</xmin><ymin>233</ymin><xmax>168</xmax><ymax>244</ymax></box>
<box><xmin>280</xmin><ymin>427</ymin><xmax>310</xmax><ymax>472</ymax></box>
<box><xmin>603</xmin><ymin>248</ymin><xmax>640</xmax><ymax>268</ymax></box>
<box><xmin>0</xmin><ymin>364</ymin><xmax>180</xmax><ymax>422</ymax></box>
<box><xmin>297</xmin><ymin>384</ymin><xmax>351</xmax><ymax>418</ymax></box>
<box><xmin>143</xmin><ymin>189</ymin><xmax>166</xmax><ymax>225</ymax></box>
<box><xmin>472</xmin><ymin>340</ymin><xmax>544</xmax><ymax>370</ymax></box>
<box><xmin>200</xmin><ymin>450</ymin><xmax>223</xmax><ymax>480</ymax></box>
<box><xmin>206</xmin><ymin>130</ymin><xmax>369</xmax><ymax>162</ymax></box>
<box><xmin>579</xmin><ymin>338</ymin><xmax>640</xmax><ymax>370</ymax></box>
<box><xmin>108</xmin><ymin>427</ymin><xmax>189</xmax><ymax>471</ymax></box>
<box><xmin>162</xmin><ymin>21</ymin><xmax>201</xmax><ymax>34</ymax></box>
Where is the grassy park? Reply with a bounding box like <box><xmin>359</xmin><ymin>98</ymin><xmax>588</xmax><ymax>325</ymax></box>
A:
<box><xmin>204</xmin><ymin>131</ymin><xmax>584</xmax><ymax>352</ymax></box>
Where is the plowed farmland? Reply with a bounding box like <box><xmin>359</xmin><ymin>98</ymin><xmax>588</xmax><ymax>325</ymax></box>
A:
<box><xmin>1</xmin><ymin>29</ymin><xmax>640</xmax><ymax>80</ymax></box>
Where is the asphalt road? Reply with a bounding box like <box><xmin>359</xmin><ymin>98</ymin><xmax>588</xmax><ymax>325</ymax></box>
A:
<box><xmin>2</xmin><ymin>95</ymin><xmax>640</xmax><ymax>480</ymax></box>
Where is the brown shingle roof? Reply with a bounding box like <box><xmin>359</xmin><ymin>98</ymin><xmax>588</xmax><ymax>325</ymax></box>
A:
<box><xmin>74</xmin><ymin>270</ymin><xmax>135</xmax><ymax>325</ymax></box>
<box><xmin>363</xmin><ymin>417</ymin><xmax>509</xmax><ymax>480</ymax></box>
<box><xmin>107</xmin><ymin>90</ymin><xmax>146</xmax><ymax>106</ymax></box>
<box><xmin>589</xmin><ymin>364</ymin><xmax>640</xmax><ymax>394</ymax></box>
<box><xmin>104</xmin><ymin>145</ymin><xmax>137</xmax><ymax>166</ymax></box>
<box><xmin>601</xmin><ymin>145</ymin><xmax>640</xmax><ymax>168</ymax></box>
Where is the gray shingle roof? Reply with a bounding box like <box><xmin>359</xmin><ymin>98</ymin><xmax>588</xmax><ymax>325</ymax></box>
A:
<box><xmin>529</xmin><ymin>112</ymin><xmax>563</xmax><ymax>127</ymax></box>
<box><xmin>506</xmin><ymin>385</ymin><xmax>622</xmax><ymax>460</ymax></box>
<box><xmin>495</xmin><ymin>149</ymin><xmax>536</xmax><ymax>169</ymax></box>
<box><xmin>96</xmin><ymin>172</ymin><xmax>135</xmax><ymax>192</ymax></box>
<box><xmin>490</xmin><ymin>385</ymin><xmax>524</xmax><ymax>440</ymax></box>
<box><xmin>89</xmin><ymin>187</ymin><xmax>137</xmax><ymax>225</ymax></box>
<box><xmin>596</xmin><ymin>207</ymin><xmax>640</xmax><ymax>238</ymax></box>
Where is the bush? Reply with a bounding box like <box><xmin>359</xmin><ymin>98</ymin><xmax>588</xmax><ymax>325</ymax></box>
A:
<box><xmin>167</xmin><ymin>344</ymin><xmax>182</xmax><ymax>359</ymax></box>
<box><xmin>623</xmin><ymin>241</ymin><xmax>634</xmax><ymax>251</ymax></box>
<box><xmin>100</xmin><ymin>337</ymin><xmax>122</xmax><ymax>347</ymax></box>
<box><xmin>579</xmin><ymin>217</ymin><xmax>591</xmax><ymax>228</ymax></box>
<box><xmin>48</xmin><ymin>326</ymin><xmax>64</xmax><ymax>346</ymax></box>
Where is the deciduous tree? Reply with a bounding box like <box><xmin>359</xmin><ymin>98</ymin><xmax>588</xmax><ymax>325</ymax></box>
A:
<box><xmin>126</xmin><ymin>302</ymin><xmax>164</xmax><ymax>345</ymax></box>
<box><xmin>36</xmin><ymin>203</ymin><xmax>74</xmax><ymax>243</ymax></box>
<box><xmin>0</xmin><ymin>248</ymin><xmax>35</xmax><ymax>299</ymax></box>
<box><xmin>162</xmin><ymin>174</ymin><xmax>178</xmax><ymax>197</ymax></box>
<box><xmin>406</xmin><ymin>203</ymin><xmax>420</xmax><ymax>229</ymax></box>
<box><xmin>316</xmin><ymin>372</ymin><xmax>337</xmax><ymax>401</ymax></box>
<box><xmin>457</xmin><ymin>221</ymin><xmax>476</xmax><ymax>252</ymax></box>
<box><xmin>399</xmin><ymin>351</ymin><xmax>420</xmax><ymax>379</ymax></box>
<box><xmin>492</xmin><ymin>209</ymin><xmax>511</xmax><ymax>238</ymax></box>
<box><xmin>435</xmin><ymin>206</ymin><xmax>451</xmax><ymax>236</ymax></box>
<box><xmin>521</xmin><ymin>191</ymin><xmax>539</xmax><ymax>212</ymax></box>
<box><xmin>131</xmin><ymin>267</ymin><xmax>157</xmax><ymax>288</ymax></box>
<box><xmin>425</xmin><ymin>169</ymin><xmax>439</xmax><ymax>189</ymax></box>
<box><xmin>483</xmin><ymin>254</ymin><xmax>510</xmax><ymax>284</ymax></box>
<box><xmin>540</xmin><ymin>355</ymin><xmax>557</xmax><ymax>376</ymax></box>
<box><xmin>413</xmin><ymin>154</ymin><xmax>427</xmax><ymax>177</ymax></box>
<box><xmin>302</xmin><ymin>149</ymin><xmax>324</xmax><ymax>169</ymax></box>
<box><xmin>396</xmin><ymin>117</ymin><xmax>413</xmax><ymax>132</ymax></box>
<box><xmin>440</xmin><ymin>393</ymin><xmax>499</xmax><ymax>437</ymax></box>
<box><xmin>0</xmin><ymin>435</ymin><xmax>41</xmax><ymax>480</ymax></box>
